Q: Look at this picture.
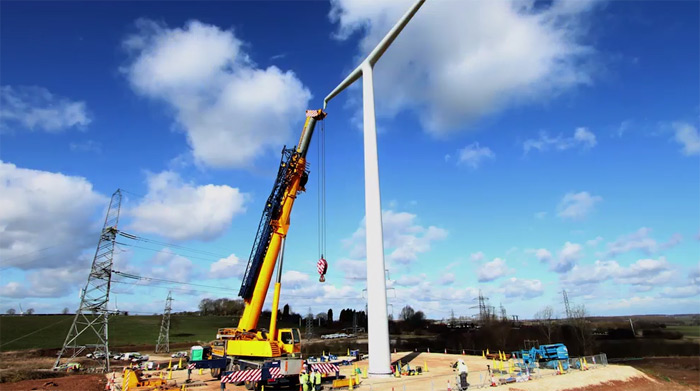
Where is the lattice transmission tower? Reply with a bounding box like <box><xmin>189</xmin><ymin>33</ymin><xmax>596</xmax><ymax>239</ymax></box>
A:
<box><xmin>562</xmin><ymin>289</ymin><xmax>572</xmax><ymax>320</ymax></box>
<box><xmin>54</xmin><ymin>189</ymin><xmax>122</xmax><ymax>372</ymax></box>
<box><xmin>155</xmin><ymin>291</ymin><xmax>173</xmax><ymax>353</ymax></box>
<box><xmin>305</xmin><ymin>307</ymin><xmax>313</xmax><ymax>339</ymax></box>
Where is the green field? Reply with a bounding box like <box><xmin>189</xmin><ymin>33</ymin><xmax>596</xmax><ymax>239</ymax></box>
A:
<box><xmin>0</xmin><ymin>314</ymin><xmax>243</xmax><ymax>352</ymax></box>
<box><xmin>667</xmin><ymin>325</ymin><xmax>700</xmax><ymax>339</ymax></box>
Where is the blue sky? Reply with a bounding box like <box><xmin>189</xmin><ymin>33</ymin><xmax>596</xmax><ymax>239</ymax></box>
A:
<box><xmin>1</xmin><ymin>0</ymin><xmax>698</xmax><ymax>320</ymax></box>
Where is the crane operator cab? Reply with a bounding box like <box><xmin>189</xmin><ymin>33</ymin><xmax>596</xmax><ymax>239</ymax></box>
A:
<box><xmin>277</xmin><ymin>328</ymin><xmax>301</xmax><ymax>355</ymax></box>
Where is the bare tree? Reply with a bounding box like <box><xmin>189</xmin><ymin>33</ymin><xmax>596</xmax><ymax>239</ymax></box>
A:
<box><xmin>6</xmin><ymin>308</ymin><xmax>16</xmax><ymax>315</ymax></box>
<box><xmin>534</xmin><ymin>305</ymin><xmax>556</xmax><ymax>343</ymax></box>
<box><xmin>570</xmin><ymin>304</ymin><xmax>594</xmax><ymax>355</ymax></box>
<box><xmin>25</xmin><ymin>308</ymin><xmax>35</xmax><ymax>315</ymax></box>
<box><xmin>62</xmin><ymin>307</ymin><xmax>70</xmax><ymax>314</ymax></box>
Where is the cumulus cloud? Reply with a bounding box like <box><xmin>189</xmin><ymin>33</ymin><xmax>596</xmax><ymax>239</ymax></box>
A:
<box><xmin>501</xmin><ymin>277</ymin><xmax>544</xmax><ymax>299</ymax></box>
<box><xmin>470</xmin><ymin>251</ymin><xmax>485</xmax><ymax>262</ymax></box>
<box><xmin>557</xmin><ymin>191</ymin><xmax>602</xmax><ymax>220</ymax></box>
<box><xmin>553</xmin><ymin>242</ymin><xmax>583</xmax><ymax>273</ymax></box>
<box><xmin>128</xmin><ymin>170</ymin><xmax>246</xmax><ymax>241</ymax></box>
<box><xmin>343</xmin><ymin>210</ymin><xmax>447</xmax><ymax>264</ymax></box>
<box><xmin>329</xmin><ymin>0</ymin><xmax>597</xmax><ymax>133</ymax></box>
<box><xmin>0</xmin><ymin>86</ymin><xmax>91</xmax><ymax>133</ymax></box>
<box><xmin>149</xmin><ymin>250</ymin><xmax>194</xmax><ymax>283</ymax></box>
<box><xmin>281</xmin><ymin>270</ymin><xmax>310</xmax><ymax>289</ymax></box>
<box><xmin>0</xmin><ymin>262</ymin><xmax>89</xmax><ymax>298</ymax></box>
<box><xmin>456</xmin><ymin>143</ymin><xmax>495</xmax><ymax>169</ymax></box>
<box><xmin>209</xmin><ymin>253</ymin><xmax>242</xmax><ymax>279</ymax></box>
<box><xmin>530</xmin><ymin>242</ymin><xmax>582</xmax><ymax>273</ymax></box>
<box><xmin>122</xmin><ymin>19</ymin><xmax>311</xmax><ymax>168</ymax></box>
<box><xmin>563</xmin><ymin>257</ymin><xmax>673</xmax><ymax>290</ymax></box>
<box><xmin>524</xmin><ymin>127</ymin><xmax>597</xmax><ymax>153</ymax></box>
<box><xmin>478</xmin><ymin>258</ymin><xmax>512</xmax><ymax>282</ymax></box>
<box><xmin>0</xmin><ymin>162</ymin><xmax>106</xmax><ymax>270</ymax></box>
<box><xmin>604</xmin><ymin>227</ymin><xmax>657</xmax><ymax>258</ymax></box>
<box><xmin>337</xmin><ymin>258</ymin><xmax>366</xmax><ymax>280</ymax></box>
<box><xmin>672</xmin><ymin>122</ymin><xmax>700</xmax><ymax>156</ymax></box>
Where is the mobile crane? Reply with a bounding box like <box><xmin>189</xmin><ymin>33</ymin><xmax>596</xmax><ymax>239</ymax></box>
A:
<box><xmin>189</xmin><ymin>109</ymin><xmax>328</xmax><ymax>388</ymax></box>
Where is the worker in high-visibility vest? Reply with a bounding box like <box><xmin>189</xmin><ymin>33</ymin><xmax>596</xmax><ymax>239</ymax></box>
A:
<box><xmin>312</xmin><ymin>367</ymin><xmax>322</xmax><ymax>391</ymax></box>
<box><xmin>299</xmin><ymin>369</ymin><xmax>310</xmax><ymax>391</ymax></box>
<box><xmin>455</xmin><ymin>359</ymin><xmax>469</xmax><ymax>390</ymax></box>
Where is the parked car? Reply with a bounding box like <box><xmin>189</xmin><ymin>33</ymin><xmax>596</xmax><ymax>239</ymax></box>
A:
<box><xmin>86</xmin><ymin>352</ymin><xmax>105</xmax><ymax>359</ymax></box>
<box><xmin>113</xmin><ymin>353</ymin><xmax>123</xmax><ymax>360</ymax></box>
<box><xmin>121</xmin><ymin>352</ymin><xmax>141</xmax><ymax>361</ymax></box>
<box><xmin>171</xmin><ymin>351</ymin><xmax>188</xmax><ymax>358</ymax></box>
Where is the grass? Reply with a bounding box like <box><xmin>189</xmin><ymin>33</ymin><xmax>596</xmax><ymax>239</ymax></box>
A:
<box><xmin>666</xmin><ymin>325</ymin><xmax>700</xmax><ymax>339</ymax></box>
<box><xmin>0</xmin><ymin>314</ymin><xmax>241</xmax><ymax>352</ymax></box>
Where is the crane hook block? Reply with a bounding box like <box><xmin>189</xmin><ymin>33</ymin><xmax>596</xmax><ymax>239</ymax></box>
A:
<box><xmin>317</xmin><ymin>257</ymin><xmax>328</xmax><ymax>283</ymax></box>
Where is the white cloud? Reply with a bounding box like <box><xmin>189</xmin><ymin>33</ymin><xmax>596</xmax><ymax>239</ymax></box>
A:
<box><xmin>659</xmin><ymin>285</ymin><xmax>700</xmax><ymax>298</ymax></box>
<box><xmin>574</xmin><ymin>127</ymin><xmax>597</xmax><ymax>147</ymax></box>
<box><xmin>604</xmin><ymin>227</ymin><xmax>657</xmax><ymax>257</ymax></box>
<box><xmin>0</xmin><ymin>162</ymin><xmax>106</xmax><ymax>270</ymax></box>
<box><xmin>395</xmin><ymin>274</ymin><xmax>425</xmax><ymax>286</ymax></box>
<box><xmin>478</xmin><ymin>258</ymin><xmax>512</xmax><ymax>282</ymax></box>
<box><xmin>672</xmin><ymin>122</ymin><xmax>700</xmax><ymax>156</ymax></box>
<box><xmin>552</xmin><ymin>241</ymin><xmax>583</xmax><ymax>273</ymax></box>
<box><xmin>337</xmin><ymin>258</ymin><xmax>366</xmax><ymax>280</ymax></box>
<box><xmin>470</xmin><ymin>251</ymin><xmax>485</xmax><ymax>262</ymax></box>
<box><xmin>586</xmin><ymin>236</ymin><xmax>603</xmax><ymax>247</ymax></box>
<box><xmin>556</xmin><ymin>191</ymin><xmax>602</xmax><ymax>220</ymax></box>
<box><xmin>149</xmin><ymin>250</ymin><xmax>194</xmax><ymax>283</ymax></box>
<box><xmin>343</xmin><ymin>210</ymin><xmax>447</xmax><ymax>265</ymax></box>
<box><xmin>501</xmin><ymin>277</ymin><xmax>544</xmax><ymax>299</ymax></box>
<box><xmin>532</xmin><ymin>248</ymin><xmax>553</xmax><ymax>263</ymax></box>
<box><xmin>281</xmin><ymin>270</ymin><xmax>310</xmax><ymax>289</ymax></box>
<box><xmin>0</xmin><ymin>262</ymin><xmax>89</xmax><ymax>298</ymax></box>
<box><xmin>456</xmin><ymin>143</ymin><xmax>495</xmax><ymax>169</ymax></box>
<box><xmin>128</xmin><ymin>170</ymin><xmax>246</xmax><ymax>241</ymax></box>
<box><xmin>122</xmin><ymin>19</ymin><xmax>311</xmax><ymax>168</ymax></box>
<box><xmin>438</xmin><ymin>273</ymin><xmax>455</xmax><ymax>285</ymax></box>
<box><xmin>209</xmin><ymin>253</ymin><xmax>242</xmax><ymax>279</ymax></box>
<box><xmin>524</xmin><ymin>127</ymin><xmax>597</xmax><ymax>153</ymax></box>
<box><xmin>0</xmin><ymin>86</ymin><xmax>91</xmax><ymax>133</ymax></box>
<box><xmin>563</xmin><ymin>257</ymin><xmax>673</xmax><ymax>290</ymax></box>
<box><xmin>329</xmin><ymin>0</ymin><xmax>597</xmax><ymax>134</ymax></box>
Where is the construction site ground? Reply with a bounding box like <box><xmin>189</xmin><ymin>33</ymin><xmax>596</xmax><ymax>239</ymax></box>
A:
<box><xmin>1</xmin><ymin>352</ymin><xmax>696</xmax><ymax>391</ymax></box>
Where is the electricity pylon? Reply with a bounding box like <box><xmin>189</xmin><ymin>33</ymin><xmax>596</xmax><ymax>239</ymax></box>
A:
<box><xmin>54</xmin><ymin>189</ymin><xmax>122</xmax><ymax>372</ymax></box>
<box><xmin>563</xmin><ymin>290</ymin><xmax>572</xmax><ymax>320</ymax></box>
<box><xmin>305</xmin><ymin>307</ymin><xmax>313</xmax><ymax>339</ymax></box>
<box><xmin>155</xmin><ymin>292</ymin><xmax>173</xmax><ymax>353</ymax></box>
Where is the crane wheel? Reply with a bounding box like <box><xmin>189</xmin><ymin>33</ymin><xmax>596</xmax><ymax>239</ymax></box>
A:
<box><xmin>244</xmin><ymin>380</ymin><xmax>256</xmax><ymax>390</ymax></box>
<box><xmin>211</xmin><ymin>368</ymin><xmax>222</xmax><ymax>379</ymax></box>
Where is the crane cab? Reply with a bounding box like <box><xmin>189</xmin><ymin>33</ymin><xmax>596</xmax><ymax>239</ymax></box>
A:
<box><xmin>277</xmin><ymin>328</ymin><xmax>301</xmax><ymax>355</ymax></box>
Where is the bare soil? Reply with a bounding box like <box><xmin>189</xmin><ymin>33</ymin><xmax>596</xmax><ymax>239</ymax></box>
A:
<box><xmin>618</xmin><ymin>356</ymin><xmax>700</xmax><ymax>388</ymax></box>
<box><xmin>0</xmin><ymin>374</ymin><xmax>105</xmax><ymax>391</ymax></box>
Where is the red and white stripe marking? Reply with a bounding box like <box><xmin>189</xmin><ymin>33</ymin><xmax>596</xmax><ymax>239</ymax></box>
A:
<box><xmin>221</xmin><ymin>367</ymin><xmax>283</xmax><ymax>383</ymax></box>
<box><xmin>187</xmin><ymin>363</ymin><xmax>196</xmax><ymax>370</ymax></box>
<box><xmin>311</xmin><ymin>363</ymin><xmax>339</xmax><ymax>374</ymax></box>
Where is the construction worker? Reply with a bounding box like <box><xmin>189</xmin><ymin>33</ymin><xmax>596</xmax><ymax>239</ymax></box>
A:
<box><xmin>299</xmin><ymin>369</ymin><xmax>310</xmax><ymax>391</ymax></box>
<box><xmin>312</xmin><ymin>367</ymin><xmax>322</xmax><ymax>391</ymax></box>
<box><xmin>455</xmin><ymin>359</ymin><xmax>469</xmax><ymax>390</ymax></box>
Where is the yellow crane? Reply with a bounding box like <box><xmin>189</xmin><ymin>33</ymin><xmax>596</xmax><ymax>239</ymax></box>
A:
<box><xmin>191</xmin><ymin>109</ymin><xmax>326</xmax><ymax>386</ymax></box>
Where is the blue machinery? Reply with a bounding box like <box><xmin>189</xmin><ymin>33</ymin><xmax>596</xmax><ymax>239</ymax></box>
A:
<box><xmin>511</xmin><ymin>343</ymin><xmax>570</xmax><ymax>370</ymax></box>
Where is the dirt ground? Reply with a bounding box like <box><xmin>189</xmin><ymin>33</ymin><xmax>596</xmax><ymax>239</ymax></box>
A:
<box><xmin>2</xmin><ymin>351</ymin><xmax>695</xmax><ymax>391</ymax></box>
<box><xmin>0</xmin><ymin>374</ymin><xmax>105</xmax><ymax>391</ymax></box>
<box><xmin>618</xmin><ymin>356</ymin><xmax>700</xmax><ymax>388</ymax></box>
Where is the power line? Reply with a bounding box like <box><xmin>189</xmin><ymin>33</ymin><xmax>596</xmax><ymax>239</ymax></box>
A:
<box><xmin>118</xmin><ymin>231</ymin><xmax>230</xmax><ymax>259</ymax></box>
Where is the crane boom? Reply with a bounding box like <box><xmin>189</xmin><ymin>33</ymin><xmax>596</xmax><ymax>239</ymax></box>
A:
<box><xmin>237</xmin><ymin>109</ymin><xmax>326</xmax><ymax>332</ymax></box>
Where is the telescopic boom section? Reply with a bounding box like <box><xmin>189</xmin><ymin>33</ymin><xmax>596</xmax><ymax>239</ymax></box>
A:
<box><xmin>237</xmin><ymin>109</ymin><xmax>326</xmax><ymax>332</ymax></box>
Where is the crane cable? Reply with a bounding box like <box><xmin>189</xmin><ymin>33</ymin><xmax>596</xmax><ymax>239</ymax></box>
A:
<box><xmin>317</xmin><ymin>118</ymin><xmax>327</xmax><ymax>259</ymax></box>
